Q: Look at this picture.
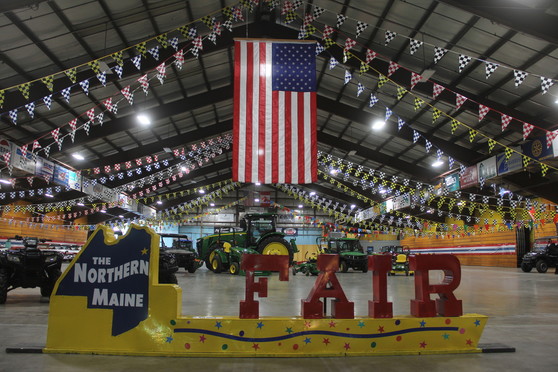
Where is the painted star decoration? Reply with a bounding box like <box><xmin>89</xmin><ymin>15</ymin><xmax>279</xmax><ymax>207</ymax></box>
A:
<box><xmin>304</xmin><ymin>337</ymin><xmax>311</xmax><ymax>344</ymax></box>
<box><xmin>256</xmin><ymin>321</ymin><xmax>264</xmax><ymax>329</ymax></box>
<box><xmin>141</xmin><ymin>247</ymin><xmax>149</xmax><ymax>255</ymax></box>
<box><xmin>329</xmin><ymin>321</ymin><xmax>337</xmax><ymax>328</ymax></box>
<box><xmin>214</xmin><ymin>321</ymin><xmax>222</xmax><ymax>329</ymax></box>
<box><xmin>419</xmin><ymin>341</ymin><xmax>427</xmax><ymax>348</ymax></box>
<box><xmin>285</xmin><ymin>327</ymin><xmax>293</xmax><ymax>334</ymax></box>
<box><xmin>419</xmin><ymin>320</ymin><xmax>427</xmax><ymax>327</ymax></box>
<box><xmin>344</xmin><ymin>343</ymin><xmax>351</xmax><ymax>351</ymax></box>
<box><xmin>322</xmin><ymin>338</ymin><xmax>330</xmax><ymax>346</ymax></box>
<box><xmin>357</xmin><ymin>321</ymin><xmax>365</xmax><ymax>328</ymax></box>
<box><xmin>199</xmin><ymin>335</ymin><xmax>207</xmax><ymax>343</ymax></box>
<box><xmin>165</xmin><ymin>336</ymin><xmax>173</xmax><ymax>343</ymax></box>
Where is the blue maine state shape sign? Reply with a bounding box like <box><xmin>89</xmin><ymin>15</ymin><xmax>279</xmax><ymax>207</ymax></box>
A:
<box><xmin>56</xmin><ymin>227</ymin><xmax>151</xmax><ymax>336</ymax></box>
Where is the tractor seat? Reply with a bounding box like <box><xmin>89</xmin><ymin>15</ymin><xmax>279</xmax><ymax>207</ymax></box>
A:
<box><xmin>395</xmin><ymin>254</ymin><xmax>407</xmax><ymax>263</ymax></box>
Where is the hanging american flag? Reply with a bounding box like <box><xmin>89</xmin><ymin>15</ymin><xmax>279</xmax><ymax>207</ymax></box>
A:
<box><xmin>233</xmin><ymin>39</ymin><xmax>317</xmax><ymax>184</ymax></box>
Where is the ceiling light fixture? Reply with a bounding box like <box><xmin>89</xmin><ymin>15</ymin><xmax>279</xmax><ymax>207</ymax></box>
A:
<box><xmin>432</xmin><ymin>159</ymin><xmax>444</xmax><ymax>167</ymax></box>
<box><xmin>372</xmin><ymin>119</ymin><xmax>386</xmax><ymax>130</ymax></box>
<box><xmin>137</xmin><ymin>113</ymin><xmax>151</xmax><ymax>125</ymax></box>
<box><xmin>77</xmin><ymin>202</ymin><xmax>85</xmax><ymax>206</ymax></box>
<box><xmin>199</xmin><ymin>189</ymin><xmax>205</xmax><ymax>194</ymax></box>
<box><xmin>45</xmin><ymin>193</ymin><xmax>54</xmax><ymax>198</ymax></box>
<box><xmin>72</xmin><ymin>153</ymin><xmax>84</xmax><ymax>160</ymax></box>
<box><xmin>298</xmin><ymin>204</ymin><xmax>303</xmax><ymax>208</ymax></box>
<box><xmin>0</xmin><ymin>179</ymin><xmax>11</xmax><ymax>185</ymax></box>
<box><xmin>156</xmin><ymin>200</ymin><xmax>162</xmax><ymax>205</ymax></box>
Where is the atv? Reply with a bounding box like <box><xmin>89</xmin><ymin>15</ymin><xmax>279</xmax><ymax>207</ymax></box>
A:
<box><xmin>159</xmin><ymin>233</ymin><xmax>203</xmax><ymax>273</ymax></box>
<box><xmin>158</xmin><ymin>249</ymin><xmax>179</xmax><ymax>284</ymax></box>
<box><xmin>0</xmin><ymin>236</ymin><xmax>63</xmax><ymax>303</ymax></box>
<box><xmin>317</xmin><ymin>237</ymin><xmax>368</xmax><ymax>273</ymax></box>
<box><xmin>521</xmin><ymin>236</ymin><xmax>558</xmax><ymax>273</ymax></box>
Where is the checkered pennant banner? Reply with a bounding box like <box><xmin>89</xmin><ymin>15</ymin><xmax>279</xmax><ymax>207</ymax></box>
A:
<box><xmin>121</xmin><ymin>85</ymin><xmax>133</xmax><ymax>105</ymax></box>
<box><xmin>201</xmin><ymin>15</ymin><xmax>215</xmax><ymax>28</ymax></box>
<box><xmin>366</xmin><ymin>49</ymin><xmax>377</xmax><ymax>64</ymax></box>
<box><xmin>540</xmin><ymin>77</ymin><xmax>554</xmax><ymax>94</ymax></box>
<box><xmin>522</xmin><ymin>122</ymin><xmax>534</xmax><ymax>140</ymax></box>
<box><xmin>521</xmin><ymin>154</ymin><xmax>530</xmax><ymax>168</ymax></box>
<box><xmin>323</xmin><ymin>25</ymin><xmax>335</xmax><ymax>39</ymax></box>
<box><xmin>512</xmin><ymin>70</ymin><xmax>531</xmax><ymax>90</ymax></box>
<box><xmin>322</xmin><ymin>37</ymin><xmax>334</xmax><ymax>49</ymax></box>
<box><xmin>485</xmin><ymin>62</ymin><xmax>498</xmax><ymax>79</ymax></box>
<box><xmin>222</xmin><ymin>6</ymin><xmax>232</xmax><ymax>19</ymax></box>
<box><xmin>344</xmin><ymin>70</ymin><xmax>352</xmax><ymax>85</ymax></box>
<box><xmin>336</xmin><ymin>14</ymin><xmax>346</xmax><ymax>28</ymax></box>
<box><xmin>223</xmin><ymin>19</ymin><xmax>233</xmax><ymax>32</ymax></box>
<box><xmin>79</xmin><ymin>80</ymin><xmax>90</xmax><ymax>95</ymax></box>
<box><xmin>136</xmin><ymin>42</ymin><xmax>147</xmax><ymax>56</ymax></box>
<box><xmin>409</xmin><ymin>39</ymin><xmax>423</xmax><ymax>55</ymax></box>
<box><xmin>43</xmin><ymin>95</ymin><xmax>52</xmax><ymax>110</ymax></box>
<box><xmin>397</xmin><ymin>117</ymin><xmax>405</xmax><ymax>131</ymax></box>
<box><xmin>469</xmin><ymin>129</ymin><xmax>477</xmax><ymax>143</ymax></box>
<box><xmin>114</xmin><ymin>65</ymin><xmax>123</xmax><ymax>79</ymax></box>
<box><xmin>433</xmin><ymin>47</ymin><xmax>448</xmax><ymax>64</ymax></box>
<box><xmin>414</xmin><ymin>97</ymin><xmax>423</xmax><ymax>110</ymax></box>
<box><xmin>504</xmin><ymin>147</ymin><xmax>513</xmax><ymax>161</ymax></box>
<box><xmin>379</xmin><ymin>107</ymin><xmax>394</xmax><ymax>127</ymax></box>
<box><xmin>174</xmin><ymin>50</ymin><xmax>184</xmax><ymax>69</ymax></box>
<box><xmin>187</xmin><ymin>26</ymin><xmax>197</xmax><ymax>39</ymax></box>
<box><xmin>83</xmin><ymin>121</ymin><xmax>90</xmax><ymax>135</ymax></box>
<box><xmin>358</xmin><ymin>61</ymin><xmax>369</xmax><ymax>75</ymax></box>
<box><xmin>156</xmin><ymin>33</ymin><xmax>168</xmax><ymax>48</ymax></box>
<box><xmin>369</xmin><ymin>93</ymin><xmax>378</xmax><ymax>107</ymax></box>
<box><xmin>344</xmin><ymin>38</ymin><xmax>356</xmax><ymax>51</ymax></box>
<box><xmin>68</xmin><ymin>118</ymin><xmax>77</xmax><ymax>142</ymax></box>
<box><xmin>357</xmin><ymin>83</ymin><xmax>364</xmax><ymax>97</ymax></box>
<box><xmin>478</xmin><ymin>104</ymin><xmax>489</xmax><ymax>121</ymax></box>
<box><xmin>3</xmin><ymin>151</ymin><xmax>11</xmax><ymax>165</ymax></box>
<box><xmin>156</xmin><ymin>63</ymin><xmax>166</xmax><ymax>85</ymax></box>
<box><xmin>88</xmin><ymin>60</ymin><xmax>101</xmax><ymax>74</ymax></box>
<box><xmin>25</xmin><ymin>102</ymin><xmax>35</xmax><ymax>119</ymax></box>
<box><xmin>448</xmin><ymin>156</ymin><xmax>454</xmax><ymax>169</ymax></box>
<box><xmin>9</xmin><ymin>109</ymin><xmax>17</xmax><ymax>124</ymax></box>
<box><xmin>41</xmin><ymin>75</ymin><xmax>54</xmax><ymax>92</ymax></box>
<box><xmin>355</xmin><ymin>21</ymin><xmax>368</xmax><ymax>37</ymax></box>
<box><xmin>458</xmin><ymin>54</ymin><xmax>471</xmax><ymax>73</ymax></box>
<box><xmin>103</xmin><ymin>97</ymin><xmax>113</xmax><ymax>112</ymax></box>
<box><xmin>546</xmin><ymin>130</ymin><xmax>558</xmax><ymax>148</ymax></box>
<box><xmin>541</xmin><ymin>163</ymin><xmax>549</xmax><ymax>177</ymax></box>
<box><xmin>65</xmin><ymin>68</ymin><xmax>77</xmax><ymax>83</ymax></box>
<box><xmin>451</xmin><ymin>119</ymin><xmax>460</xmax><ymax>134</ymax></box>
<box><xmin>329</xmin><ymin>57</ymin><xmax>338</xmax><ymax>70</ymax></box>
<box><xmin>178</xmin><ymin>26</ymin><xmax>189</xmax><ymax>38</ymax></box>
<box><xmin>0</xmin><ymin>89</ymin><xmax>4</xmax><ymax>108</ymax></box>
<box><xmin>132</xmin><ymin>55</ymin><xmax>142</xmax><ymax>71</ymax></box>
<box><xmin>61</xmin><ymin>87</ymin><xmax>71</xmax><ymax>103</ymax></box>
<box><xmin>97</xmin><ymin>113</ymin><xmax>104</xmax><ymax>126</ymax></box>
<box><xmin>501</xmin><ymin>114</ymin><xmax>512</xmax><ymax>131</ymax></box>
<box><xmin>387</xmin><ymin>61</ymin><xmax>399</xmax><ymax>77</ymax></box>
<box><xmin>168</xmin><ymin>36</ymin><xmax>179</xmax><ymax>51</ymax></box>
<box><xmin>112</xmin><ymin>51</ymin><xmax>124</xmax><ymax>66</ymax></box>
<box><xmin>315</xmin><ymin>43</ymin><xmax>325</xmax><ymax>56</ymax></box>
<box><xmin>432</xmin><ymin>108</ymin><xmax>442</xmax><ymax>123</ymax></box>
<box><xmin>410</xmin><ymin>72</ymin><xmax>421</xmax><ymax>89</ymax></box>
<box><xmin>425</xmin><ymin>140</ymin><xmax>432</xmax><ymax>152</ymax></box>
<box><xmin>396</xmin><ymin>86</ymin><xmax>407</xmax><ymax>100</ymax></box>
<box><xmin>342</xmin><ymin>50</ymin><xmax>353</xmax><ymax>63</ymax></box>
<box><xmin>98</xmin><ymin>71</ymin><xmax>108</xmax><ymax>86</ymax></box>
<box><xmin>18</xmin><ymin>82</ymin><xmax>31</xmax><ymax>99</ymax></box>
<box><xmin>148</xmin><ymin>46</ymin><xmax>160</xmax><ymax>61</ymax></box>
<box><xmin>488</xmin><ymin>138</ymin><xmax>496</xmax><ymax>153</ymax></box>
<box><xmin>385</xmin><ymin>30</ymin><xmax>396</xmax><ymax>45</ymax></box>
<box><xmin>191</xmin><ymin>35</ymin><xmax>203</xmax><ymax>58</ymax></box>
<box><xmin>377</xmin><ymin>74</ymin><xmax>388</xmax><ymax>88</ymax></box>
<box><xmin>86</xmin><ymin>108</ymin><xmax>95</xmax><ymax>122</ymax></box>
<box><xmin>413</xmin><ymin>130</ymin><xmax>420</xmax><ymax>143</ymax></box>
<box><xmin>32</xmin><ymin>140</ymin><xmax>41</xmax><ymax>151</ymax></box>
<box><xmin>455</xmin><ymin>93</ymin><xmax>467</xmax><ymax>109</ymax></box>
<box><xmin>51</xmin><ymin>128</ymin><xmax>60</xmax><ymax>141</ymax></box>
<box><xmin>313</xmin><ymin>6</ymin><xmax>325</xmax><ymax>20</ymax></box>
<box><xmin>433</xmin><ymin>83</ymin><xmax>444</xmax><ymax>98</ymax></box>
<box><xmin>138</xmin><ymin>74</ymin><xmax>149</xmax><ymax>94</ymax></box>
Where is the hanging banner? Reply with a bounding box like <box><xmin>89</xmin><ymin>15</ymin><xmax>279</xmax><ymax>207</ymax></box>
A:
<box><xmin>496</xmin><ymin>150</ymin><xmax>522</xmax><ymax>176</ymax></box>
<box><xmin>460</xmin><ymin>165</ymin><xmax>478</xmax><ymax>189</ymax></box>
<box><xmin>35</xmin><ymin>157</ymin><xmax>55</xmax><ymax>179</ymax></box>
<box><xmin>392</xmin><ymin>193</ymin><xmax>410</xmax><ymax>210</ymax></box>
<box><xmin>444</xmin><ymin>173</ymin><xmax>460</xmax><ymax>192</ymax></box>
<box><xmin>12</xmin><ymin>145</ymin><xmax>36</xmax><ymax>174</ymax></box>
<box><xmin>53</xmin><ymin>165</ymin><xmax>81</xmax><ymax>190</ymax></box>
<box><xmin>522</xmin><ymin>135</ymin><xmax>554</xmax><ymax>161</ymax></box>
<box><xmin>477</xmin><ymin>156</ymin><xmax>497</xmax><ymax>181</ymax></box>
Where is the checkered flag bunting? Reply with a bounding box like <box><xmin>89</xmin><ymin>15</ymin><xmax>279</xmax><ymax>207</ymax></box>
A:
<box><xmin>478</xmin><ymin>104</ymin><xmax>489</xmax><ymax>121</ymax></box>
<box><xmin>68</xmin><ymin>118</ymin><xmax>77</xmax><ymax>142</ymax></box>
<box><xmin>25</xmin><ymin>102</ymin><xmax>35</xmax><ymax>119</ymax></box>
<box><xmin>156</xmin><ymin>63</ymin><xmax>166</xmax><ymax>84</ymax></box>
<box><xmin>504</xmin><ymin>147</ymin><xmax>513</xmax><ymax>161</ymax></box>
<box><xmin>377</xmin><ymin>74</ymin><xmax>388</xmax><ymax>88</ymax></box>
<box><xmin>514</xmin><ymin>70</ymin><xmax>527</xmax><ymax>87</ymax></box>
<box><xmin>313</xmin><ymin>6</ymin><xmax>325</xmax><ymax>20</ymax></box>
<box><xmin>385</xmin><ymin>30</ymin><xmax>396</xmax><ymax>45</ymax></box>
<box><xmin>409</xmin><ymin>39</ymin><xmax>423</xmax><ymax>55</ymax></box>
<box><xmin>61</xmin><ymin>87</ymin><xmax>71</xmax><ymax>103</ymax></box>
<box><xmin>425</xmin><ymin>140</ymin><xmax>432</xmax><ymax>152</ymax></box>
<box><xmin>323</xmin><ymin>25</ymin><xmax>334</xmax><ymax>39</ymax></box>
<box><xmin>86</xmin><ymin>108</ymin><xmax>95</xmax><ymax>122</ymax></box>
<box><xmin>432</xmin><ymin>108</ymin><xmax>442</xmax><ymax>123</ymax></box>
<box><xmin>168</xmin><ymin>36</ymin><xmax>179</xmax><ymax>51</ymax></box>
<box><xmin>501</xmin><ymin>114</ymin><xmax>512</xmax><ymax>131</ymax></box>
<box><xmin>43</xmin><ymin>95</ymin><xmax>52</xmax><ymax>109</ymax></box>
<box><xmin>455</xmin><ymin>93</ymin><xmax>467</xmax><ymax>109</ymax></box>
<box><xmin>398</xmin><ymin>117</ymin><xmax>405</xmax><ymax>131</ymax></box>
<box><xmin>414</xmin><ymin>97</ymin><xmax>423</xmax><ymax>110</ymax></box>
<box><xmin>433</xmin><ymin>47</ymin><xmax>448</xmax><ymax>64</ymax></box>
<box><xmin>41</xmin><ymin>75</ymin><xmax>54</xmax><ymax>92</ymax></box>
<box><xmin>451</xmin><ymin>119</ymin><xmax>460</xmax><ymax>134</ymax></box>
<box><xmin>369</xmin><ymin>93</ymin><xmax>378</xmax><ymax>107</ymax></box>
<box><xmin>188</xmin><ymin>26</ymin><xmax>197</xmax><ymax>39</ymax></box>
<box><xmin>387</xmin><ymin>61</ymin><xmax>399</xmax><ymax>77</ymax></box>
<box><xmin>148</xmin><ymin>46</ymin><xmax>160</xmax><ymax>61</ymax></box>
<box><xmin>366</xmin><ymin>49</ymin><xmax>377</xmax><ymax>64</ymax></box>
<box><xmin>385</xmin><ymin>107</ymin><xmax>392</xmax><ymax>121</ymax></box>
<box><xmin>138</xmin><ymin>75</ymin><xmax>149</xmax><ymax>94</ymax></box>
<box><xmin>546</xmin><ymin>130</ymin><xmax>558</xmax><ymax>148</ymax></box>
<box><xmin>355</xmin><ymin>21</ymin><xmax>368</xmax><ymax>37</ymax></box>
<box><xmin>336</xmin><ymin>14</ymin><xmax>346</xmax><ymax>28</ymax></box>
<box><xmin>344</xmin><ymin>38</ymin><xmax>356</xmax><ymax>51</ymax></box>
<box><xmin>485</xmin><ymin>62</ymin><xmax>498</xmax><ymax>79</ymax></box>
<box><xmin>174</xmin><ymin>50</ymin><xmax>184</xmax><ymax>69</ymax></box>
<box><xmin>18</xmin><ymin>83</ymin><xmax>31</xmax><ymax>99</ymax></box>
<box><xmin>329</xmin><ymin>57</ymin><xmax>338</xmax><ymax>70</ymax></box>
<box><xmin>413</xmin><ymin>130</ymin><xmax>420</xmax><ymax>143</ymax></box>
<box><xmin>433</xmin><ymin>83</ymin><xmax>444</xmax><ymax>98</ymax></box>
<box><xmin>315</xmin><ymin>43</ymin><xmax>325</xmax><ymax>56</ymax></box>
<box><xmin>458</xmin><ymin>54</ymin><xmax>472</xmax><ymax>73</ymax></box>
<box><xmin>520</xmin><ymin>154</ymin><xmax>529</xmax><ymax>167</ymax></box>
<box><xmin>540</xmin><ymin>77</ymin><xmax>554</xmax><ymax>94</ymax></box>
<box><xmin>88</xmin><ymin>60</ymin><xmax>101</xmax><ymax>74</ymax></box>
<box><xmin>357</xmin><ymin>83</ymin><xmax>364</xmax><ymax>97</ymax></box>
<box><xmin>97</xmin><ymin>113</ymin><xmax>104</xmax><ymax>126</ymax></box>
<box><xmin>344</xmin><ymin>70</ymin><xmax>352</xmax><ymax>85</ymax></box>
<box><xmin>488</xmin><ymin>138</ymin><xmax>496</xmax><ymax>153</ymax></box>
<box><xmin>136</xmin><ymin>42</ymin><xmax>147</xmax><ymax>56</ymax></box>
<box><xmin>79</xmin><ymin>80</ymin><xmax>89</xmax><ymax>95</ymax></box>
<box><xmin>191</xmin><ymin>35</ymin><xmax>203</xmax><ymax>58</ymax></box>
<box><xmin>541</xmin><ymin>163</ymin><xmax>549</xmax><ymax>177</ymax></box>
<box><xmin>65</xmin><ymin>68</ymin><xmax>77</xmax><ymax>83</ymax></box>
<box><xmin>223</xmin><ymin>19</ymin><xmax>233</xmax><ymax>32</ymax></box>
<box><xmin>9</xmin><ymin>109</ymin><xmax>17</xmax><ymax>124</ymax></box>
<box><xmin>469</xmin><ymin>129</ymin><xmax>477</xmax><ymax>143</ymax></box>
<box><xmin>396</xmin><ymin>86</ymin><xmax>407</xmax><ymax>100</ymax></box>
<box><xmin>112</xmin><ymin>51</ymin><xmax>124</xmax><ymax>66</ymax></box>
<box><xmin>522</xmin><ymin>122</ymin><xmax>534</xmax><ymax>140</ymax></box>
<box><xmin>132</xmin><ymin>55</ymin><xmax>142</xmax><ymax>71</ymax></box>
<box><xmin>103</xmin><ymin>97</ymin><xmax>113</xmax><ymax>112</ymax></box>
<box><xmin>32</xmin><ymin>140</ymin><xmax>41</xmax><ymax>151</ymax></box>
<box><xmin>410</xmin><ymin>72</ymin><xmax>421</xmax><ymax>89</ymax></box>
<box><xmin>156</xmin><ymin>33</ymin><xmax>168</xmax><ymax>48</ymax></box>
<box><xmin>448</xmin><ymin>156</ymin><xmax>454</xmax><ymax>169</ymax></box>
<box><xmin>97</xmin><ymin>71</ymin><xmax>107</xmax><ymax>86</ymax></box>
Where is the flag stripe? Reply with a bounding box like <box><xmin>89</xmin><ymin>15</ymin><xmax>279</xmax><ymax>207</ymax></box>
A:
<box><xmin>233</xmin><ymin>42</ymin><xmax>241</xmax><ymax>181</ymax></box>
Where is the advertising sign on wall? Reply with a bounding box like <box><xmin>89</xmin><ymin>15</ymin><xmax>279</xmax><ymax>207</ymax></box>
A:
<box><xmin>477</xmin><ymin>156</ymin><xmax>497</xmax><ymax>181</ymax></box>
<box><xmin>53</xmin><ymin>164</ymin><xmax>81</xmax><ymax>190</ymax></box>
<box><xmin>496</xmin><ymin>150</ymin><xmax>522</xmax><ymax>176</ymax></box>
<box><xmin>35</xmin><ymin>157</ymin><xmax>55</xmax><ymax>179</ymax></box>
<box><xmin>460</xmin><ymin>165</ymin><xmax>478</xmax><ymax>189</ymax></box>
<box><xmin>444</xmin><ymin>173</ymin><xmax>460</xmax><ymax>192</ymax></box>
<box><xmin>522</xmin><ymin>135</ymin><xmax>554</xmax><ymax>161</ymax></box>
<box><xmin>12</xmin><ymin>145</ymin><xmax>36</xmax><ymax>174</ymax></box>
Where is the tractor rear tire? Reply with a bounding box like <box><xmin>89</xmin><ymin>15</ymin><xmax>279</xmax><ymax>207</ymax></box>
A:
<box><xmin>0</xmin><ymin>269</ymin><xmax>8</xmax><ymax>304</ymax></box>
<box><xmin>257</xmin><ymin>236</ymin><xmax>294</xmax><ymax>263</ymax></box>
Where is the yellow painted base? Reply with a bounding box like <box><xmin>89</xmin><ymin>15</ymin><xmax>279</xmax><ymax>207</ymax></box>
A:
<box><xmin>44</xmin><ymin>225</ymin><xmax>488</xmax><ymax>358</ymax></box>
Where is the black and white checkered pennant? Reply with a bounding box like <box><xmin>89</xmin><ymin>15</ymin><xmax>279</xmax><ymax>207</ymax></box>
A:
<box><xmin>148</xmin><ymin>46</ymin><xmax>160</xmax><ymax>60</ymax></box>
<box><xmin>114</xmin><ymin>65</ymin><xmax>123</xmax><ymax>79</ymax></box>
<box><xmin>409</xmin><ymin>39</ymin><xmax>423</xmax><ymax>55</ymax></box>
<box><xmin>25</xmin><ymin>102</ymin><xmax>35</xmax><ymax>119</ymax></box>
<box><xmin>433</xmin><ymin>46</ymin><xmax>447</xmax><ymax>64</ymax></box>
<box><xmin>97</xmin><ymin>71</ymin><xmax>106</xmax><ymax>86</ymax></box>
<box><xmin>485</xmin><ymin>61</ymin><xmax>498</xmax><ymax>79</ymax></box>
<box><xmin>540</xmin><ymin>76</ymin><xmax>554</xmax><ymax>94</ymax></box>
<box><xmin>513</xmin><ymin>70</ymin><xmax>528</xmax><ymax>87</ymax></box>
<box><xmin>355</xmin><ymin>21</ymin><xmax>368</xmax><ymax>37</ymax></box>
<box><xmin>79</xmin><ymin>80</ymin><xmax>89</xmax><ymax>95</ymax></box>
<box><xmin>458</xmin><ymin>54</ymin><xmax>472</xmax><ymax>73</ymax></box>
<box><xmin>385</xmin><ymin>30</ymin><xmax>396</xmax><ymax>46</ymax></box>
<box><xmin>413</xmin><ymin>130</ymin><xmax>419</xmax><ymax>143</ymax></box>
<box><xmin>336</xmin><ymin>14</ymin><xmax>346</xmax><ymax>28</ymax></box>
<box><xmin>132</xmin><ymin>55</ymin><xmax>142</xmax><ymax>70</ymax></box>
<box><xmin>168</xmin><ymin>36</ymin><xmax>179</xmax><ymax>50</ymax></box>
<box><xmin>9</xmin><ymin>109</ymin><xmax>17</xmax><ymax>124</ymax></box>
<box><xmin>313</xmin><ymin>6</ymin><xmax>324</xmax><ymax>20</ymax></box>
<box><xmin>43</xmin><ymin>95</ymin><xmax>52</xmax><ymax>109</ymax></box>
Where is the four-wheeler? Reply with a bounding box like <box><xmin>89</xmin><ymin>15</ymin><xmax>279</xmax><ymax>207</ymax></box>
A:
<box><xmin>196</xmin><ymin>213</ymin><xmax>298</xmax><ymax>274</ymax></box>
<box><xmin>316</xmin><ymin>237</ymin><xmax>368</xmax><ymax>273</ymax></box>
<box><xmin>0</xmin><ymin>236</ymin><xmax>63</xmax><ymax>303</ymax></box>
<box><xmin>380</xmin><ymin>245</ymin><xmax>414</xmax><ymax>276</ymax></box>
<box><xmin>159</xmin><ymin>233</ymin><xmax>203</xmax><ymax>273</ymax></box>
<box><xmin>521</xmin><ymin>236</ymin><xmax>558</xmax><ymax>273</ymax></box>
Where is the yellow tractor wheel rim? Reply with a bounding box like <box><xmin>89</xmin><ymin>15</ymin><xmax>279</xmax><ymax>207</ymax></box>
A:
<box><xmin>211</xmin><ymin>258</ymin><xmax>219</xmax><ymax>270</ymax></box>
<box><xmin>230</xmin><ymin>264</ymin><xmax>237</xmax><ymax>274</ymax></box>
<box><xmin>261</xmin><ymin>242</ymin><xmax>289</xmax><ymax>255</ymax></box>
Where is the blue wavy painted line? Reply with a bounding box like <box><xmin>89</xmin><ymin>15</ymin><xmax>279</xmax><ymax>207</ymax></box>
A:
<box><xmin>174</xmin><ymin>326</ymin><xmax>458</xmax><ymax>343</ymax></box>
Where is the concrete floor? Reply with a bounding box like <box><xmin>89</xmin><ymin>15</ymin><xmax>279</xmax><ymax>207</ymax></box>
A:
<box><xmin>1</xmin><ymin>264</ymin><xmax>557</xmax><ymax>371</ymax></box>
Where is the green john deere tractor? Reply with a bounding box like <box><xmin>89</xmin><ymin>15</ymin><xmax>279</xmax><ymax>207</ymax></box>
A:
<box><xmin>196</xmin><ymin>213</ymin><xmax>298</xmax><ymax>275</ymax></box>
<box><xmin>317</xmin><ymin>237</ymin><xmax>368</xmax><ymax>273</ymax></box>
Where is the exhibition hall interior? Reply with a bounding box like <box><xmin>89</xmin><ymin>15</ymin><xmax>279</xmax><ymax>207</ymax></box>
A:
<box><xmin>0</xmin><ymin>0</ymin><xmax>557</xmax><ymax>370</ymax></box>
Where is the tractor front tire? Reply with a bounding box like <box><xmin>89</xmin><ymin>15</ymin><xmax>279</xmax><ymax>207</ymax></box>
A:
<box><xmin>229</xmin><ymin>261</ymin><xmax>240</xmax><ymax>275</ymax></box>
